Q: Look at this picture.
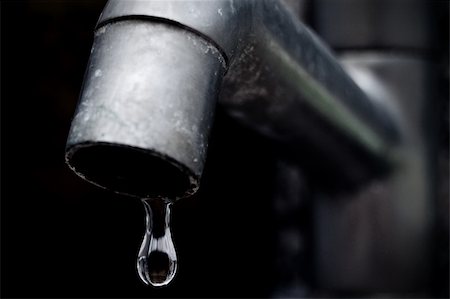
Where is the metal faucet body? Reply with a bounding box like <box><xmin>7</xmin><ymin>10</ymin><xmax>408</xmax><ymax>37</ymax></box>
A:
<box><xmin>66</xmin><ymin>0</ymin><xmax>400</xmax><ymax>199</ymax></box>
<box><xmin>65</xmin><ymin>0</ymin><xmax>437</xmax><ymax>294</ymax></box>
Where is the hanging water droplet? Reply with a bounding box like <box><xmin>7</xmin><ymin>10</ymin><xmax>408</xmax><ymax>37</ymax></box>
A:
<box><xmin>137</xmin><ymin>198</ymin><xmax>177</xmax><ymax>287</ymax></box>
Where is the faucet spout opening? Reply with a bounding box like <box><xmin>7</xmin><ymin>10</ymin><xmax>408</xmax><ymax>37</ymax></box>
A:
<box><xmin>66</xmin><ymin>143</ymin><xmax>193</xmax><ymax>199</ymax></box>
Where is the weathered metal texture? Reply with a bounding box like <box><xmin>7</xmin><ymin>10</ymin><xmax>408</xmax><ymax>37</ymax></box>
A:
<box><xmin>97</xmin><ymin>0</ymin><xmax>253</xmax><ymax>60</ymax></box>
<box><xmin>66</xmin><ymin>21</ymin><xmax>225</xmax><ymax>199</ymax></box>
<box><xmin>67</xmin><ymin>0</ymin><xmax>403</xmax><ymax>197</ymax></box>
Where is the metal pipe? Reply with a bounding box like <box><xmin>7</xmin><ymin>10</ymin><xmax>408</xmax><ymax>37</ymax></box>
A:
<box><xmin>66</xmin><ymin>0</ymin><xmax>402</xmax><ymax>199</ymax></box>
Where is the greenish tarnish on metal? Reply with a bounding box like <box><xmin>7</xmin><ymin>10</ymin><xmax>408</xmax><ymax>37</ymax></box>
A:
<box><xmin>264</xmin><ymin>39</ymin><xmax>389</xmax><ymax>159</ymax></box>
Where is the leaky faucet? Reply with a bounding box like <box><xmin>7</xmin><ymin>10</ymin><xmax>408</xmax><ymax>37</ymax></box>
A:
<box><xmin>65</xmin><ymin>0</ymin><xmax>434</xmax><ymax>294</ymax></box>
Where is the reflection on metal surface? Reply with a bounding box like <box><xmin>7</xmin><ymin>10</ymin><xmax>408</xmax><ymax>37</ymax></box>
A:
<box><xmin>64</xmin><ymin>0</ymin><xmax>444</xmax><ymax>296</ymax></box>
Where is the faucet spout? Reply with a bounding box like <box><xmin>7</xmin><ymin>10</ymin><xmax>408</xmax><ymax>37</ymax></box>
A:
<box><xmin>66</xmin><ymin>19</ymin><xmax>225</xmax><ymax>199</ymax></box>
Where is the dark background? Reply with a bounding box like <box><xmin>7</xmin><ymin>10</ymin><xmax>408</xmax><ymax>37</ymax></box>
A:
<box><xmin>1</xmin><ymin>0</ymin><xmax>448</xmax><ymax>298</ymax></box>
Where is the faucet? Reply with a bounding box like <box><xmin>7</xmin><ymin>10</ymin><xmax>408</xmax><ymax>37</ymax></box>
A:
<box><xmin>65</xmin><ymin>0</ymin><xmax>400</xmax><ymax>198</ymax></box>
<box><xmin>65</xmin><ymin>0</ymin><xmax>437</xmax><ymax>295</ymax></box>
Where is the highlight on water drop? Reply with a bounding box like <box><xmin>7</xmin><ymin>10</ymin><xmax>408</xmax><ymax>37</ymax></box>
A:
<box><xmin>137</xmin><ymin>198</ymin><xmax>177</xmax><ymax>287</ymax></box>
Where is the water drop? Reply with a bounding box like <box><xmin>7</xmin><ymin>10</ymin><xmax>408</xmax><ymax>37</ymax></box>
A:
<box><xmin>137</xmin><ymin>199</ymin><xmax>177</xmax><ymax>287</ymax></box>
